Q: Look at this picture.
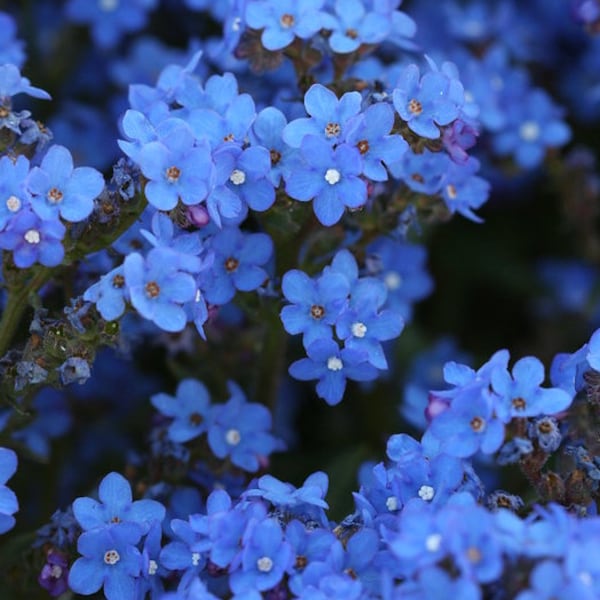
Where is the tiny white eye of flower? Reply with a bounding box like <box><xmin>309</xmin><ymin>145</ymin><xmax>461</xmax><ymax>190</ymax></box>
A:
<box><xmin>385</xmin><ymin>496</ymin><xmax>399</xmax><ymax>511</ymax></box>
<box><xmin>324</xmin><ymin>168</ymin><xmax>341</xmax><ymax>185</ymax></box>
<box><xmin>225</xmin><ymin>428</ymin><xmax>241</xmax><ymax>445</ymax></box>
<box><xmin>384</xmin><ymin>271</ymin><xmax>402</xmax><ymax>290</ymax></box>
<box><xmin>229</xmin><ymin>169</ymin><xmax>246</xmax><ymax>185</ymax></box>
<box><xmin>191</xmin><ymin>552</ymin><xmax>201</xmax><ymax>566</ymax></box>
<box><xmin>351</xmin><ymin>322</ymin><xmax>367</xmax><ymax>338</ymax></box>
<box><xmin>148</xmin><ymin>560</ymin><xmax>158</xmax><ymax>576</ymax></box>
<box><xmin>425</xmin><ymin>533</ymin><xmax>442</xmax><ymax>552</ymax></box>
<box><xmin>103</xmin><ymin>549</ymin><xmax>120</xmax><ymax>565</ymax></box>
<box><xmin>257</xmin><ymin>556</ymin><xmax>273</xmax><ymax>573</ymax></box>
<box><xmin>418</xmin><ymin>485</ymin><xmax>435</xmax><ymax>501</ymax></box>
<box><xmin>24</xmin><ymin>229</ymin><xmax>41</xmax><ymax>244</ymax></box>
<box><xmin>6</xmin><ymin>195</ymin><xmax>21</xmax><ymax>212</ymax></box>
<box><xmin>519</xmin><ymin>121</ymin><xmax>540</xmax><ymax>142</ymax></box>
<box><xmin>327</xmin><ymin>356</ymin><xmax>343</xmax><ymax>371</ymax></box>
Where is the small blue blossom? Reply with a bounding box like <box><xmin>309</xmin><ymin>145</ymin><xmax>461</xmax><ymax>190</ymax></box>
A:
<box><xmin>207</xmin><ymin>382</ymin><xmax>281</xmax><ymax>472</ymax></box>
<box><xmin>345</xmin><ymin>102</ymin><xmax>408</xmax><ymax>182</ymax></box>
<box><xmin>200</xmin><ymin>226</ymin><xmax>273</xmax><ymax>305</ymax></box>
<box><xmin>393</xmin><ymin>62</ymin><xmax>464</xmax><ymax>139</ymax></box>
<box><xmin>27</xmin><ymin>145</ymin><xmax>105</xmax><ymax>223</ymax></box>
<box><xmin>151</xmin><ymin>379</ymin><xmax>213</xmax><ymax>443</ymax></box>
<box><xmin>0</xmin><ymin>447</ymin><xmax>18</xmax><ymax>534</ymax></box>
<box><xmin>327</xmin><ymin>0</ymin><xmax>394</xmax><ymax>54</ymax></box>
<box><xmin>280</xmin><ymin>268</ymin><xmax>350</xmax><ymax>348</ymax></box>
<box><xmin>289</xmin><ymin>338</ymin><xmax>379</xmax><ymax>406</ymax></box>
<box><xmin>83</xmin><ymin>265</ymin><xmax>129</xmax><ymax>321</ymax></box>
<box><xmin>285</xmin><ymin>136</ymin><xmax>367</xmax><ymax>226</ymax></box>
<box><xmin>68</xmin><ymin>524</ymin><xmax>143</xmax><ymax>600</ymax></box>
<box><xmin>491</xmin><ymin>88</ymin><xmax>571</xmax><ymax>169</ymax></box>
<box><xmin>0</xmin><ymin>154</ymin><xmax>31</xmax><ymax>230</ymax></box>
<box><xmin>123</xmin><ymin>247</ymin><xmax>198</xmax><ymax>332</ymax></box>
<box><xmin>229</xmin><ymin>517</ymin><xmax>294</xmax><ymax>594</ymax></box>
<box><xmin>245</xmin><ymin>0</ymin><xmax>336</xmax><ymax>51</ymax></box>
<box><xmin>0</xmin><ymin>208</ymin><xmax>65</xmax><ymax>268</ymax></box>
<box><xmin>490</xmin><ymin>356</ymin><xmax>574</xmax><ymax>422</ymax></box>
<box><xmin>137</xmin><ymin>121</ymin><xmax>214</xmax><ymax>211</ymax></box>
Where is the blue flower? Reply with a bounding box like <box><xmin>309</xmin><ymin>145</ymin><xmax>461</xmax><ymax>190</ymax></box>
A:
<box><xmin>327</xmin><ymin>0</ymin><xmax>393</xmax><ymax>54</ymax></box>
<box><xmin>335</xmin><ymin>277</ymin><xmax>405</xmax><ymax>370</ymax></box>
<box><xmin>138</xmin><ymin>121</ymin><xmax>214</xmax><ymax>211</ymax></box>
<box><xmin>490</xmin><ymin>356</ymin><xmax>573</xmax><ymax>422</ymax></box>
<box><xmin>345</xmin><ymin>102</ymin><xmax>408</xmax><ymax>182</ymax></box>
<box><xmin>72</xmin><ymin>471</ymin><xmax>165</xmax><ymax>534</ymax></box>
<box><xmin>207</xmin><ymin>382</ymin><xmax>281</xmax><ymax>472</ymax></box>
<box><xmin>427</xmin><ymin>385</ymin><xmax>505</xmax><ymax>458</ymax></box>
<box><xmin>68</xmin><ymin>524</ymin><xmax>143</xmax><ymax>600</ymax></box>
<box><xmin>124</xmin><ymin>247</ymin><xmax>198</xmax><ymax>332</ymax></box>
<box><xmin>285</xmin><ymin>136</ymin><xmax>366</xmax><ymax>226</ymax></box>
<box><xmin>0</xmin><ymin>447</ymin><xmax>18</xmax><ymax>534</ymax></box>
<box><xmin>289</xmin><ymin>338</ymin><xmax>379</xmax><ymax>405</ymax></box>
<box><xmin>393</xmin><ymin>62</ymin><xmax>463</xmax><ymax>139</ymax></box>
<box><xmin>440</xmin><ymin>156</ymin><xmax>489</xmax><ymax>222</ymax></box>
<box><xmin>200</xmin><ymin>226</ymin><xmax>273</xmax><ymax>305</ymax></box>
<box><xmin>83</xmin><ymin>265</ymin><xmax>129</xmax><ymax>321</ymax></box>
<box><xmin>0</xmin><ymin>154</ymin><xmax>31</xmax><ymax>230</ymax></box>
<box><xmin>229</xmin><ymin>517</ymin><xmax>294</xmax><ymax>594</ymax></box>
<box><xmin>280</xmin><ymin>268</ymin><xmax>350</xmax><ymax>348</ymax></box>
<box><xmin>245</xmin><ymin>0</ymin><xmax>336</xmax><ymax>51</ymax></box>
<box><xmin>151</xmin><ymin>379</ymin><xmax>213</xmax><ymax>443</ymax></box>
<box><xmin>27</xmin><ymin>145</ymin><xmax>105</xmax><ymax>223</ymax></box>
<box><xmin>0</xmin><ymin>208</ymin><xmax>65</xmax><ymax>268</ymax></box>
<box><xmin>492</xmin><ymin>87</ymin><xmax>571</xmax><ymax>169</ymax></box>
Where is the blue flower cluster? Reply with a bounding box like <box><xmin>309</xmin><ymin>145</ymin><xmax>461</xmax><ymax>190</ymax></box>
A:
<box><xmin>282</xmin><ymin>249</ymin><xmax>405</xmax><ymax>404</ymax></box>
<box><xmin>151</xmin><ymin>379</ymin><xmax>281</xmax><ymax>472</ymax></box>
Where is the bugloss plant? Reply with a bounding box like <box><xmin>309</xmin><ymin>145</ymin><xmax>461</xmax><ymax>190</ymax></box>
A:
<box><xmin>0</xmin><ymin>0</ymin><xmax>600</xmax><ymax>598</ymax></box>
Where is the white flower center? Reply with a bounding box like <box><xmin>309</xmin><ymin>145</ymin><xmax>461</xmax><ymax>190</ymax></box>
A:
<box><xmin>519</xmin><ymin>121</ymin><xmax>540</xmax><ymax>142</ymax></box>
<box><xmin>579</xmin><ymin>571</ymin><xmax>593</xmax><ymax>586</ymax></box>
<box><xmin>327</xmin><ymin>356</ymin><xmax>343</xmax><ymax>371</ymax></box>
<box><xmin>257</xmin><ymin>556</ymin><xmax>273</xmax><ymax>573</ymax></box>
<box><xmin>232</xmin><ymin>16</ymin><xmax>242</xmax><ymax>31</ymax></box>
<box><xmin>229</xmin><ymin>169</ymin><xmax>246</xmax><ymax>185</ymax></box>
<box><xmin>418</xmin><ymin>485</ymin><xmax>435</xmax><ymax>501</ymax></box>
<box><xmin>24</xmin><ymin>229</ymin><xmax>41</xmax><ymax>244</ymax></box>
<box><xmin>351</xmin><ymin>322</ymin><xmax>367</xmax><ymax>338</ymax></box>
<box><xmin>191</xmin><ymin>552</ymin><xmax>201</xmax><ymax>566</ymax></box>
<box><xmin>324</xmin><ymin>168</ymin><xmax>341</xmax><ymax>185</ymax></box>
<box><xmin>104</xmin><ymin>549</ymin><xmax>120</xmax><ymax>565</ymax></box>
<box><xmin>384</xmin><ymin>271</ymin><xmax>402</xmax><ymax>290</ymax></box>
<box><xmin>6</xmin><ymin>195</ymin><xmax>21</xmax><ymax>212</ymax></box>
<box><xmin>385</xmin><ymin>496</ymin><xmax>399</xmax><ymax>511</ymax></box>
<box><xmin>148</xmin><ymin>559</ymin><xmax>158</xmax><ymax>575</ymax></box>
<box><xmin>464</xmin><ymin>90</ymin><xmax>474</xmax><ymax>104</ymax></box>
<box><xmin>425</xmin><ymin>533</ymin><xmax>442</xmax><ymax>552</ymax></box>
<box><xmin>50</xmin><ymin>565</ymin><xmax>63</xmax><ymax>578</ymax></box>
<box><xmin>99</xmin><ymin>0</ymin><xmax>119</xmax><ymax>10</ymax></box>
<box><xmin>225</xmin><ymin>428</ymin><xmax>241</xmax><ymax>445</ymax></box>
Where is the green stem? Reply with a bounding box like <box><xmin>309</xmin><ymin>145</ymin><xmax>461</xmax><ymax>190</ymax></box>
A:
<box><xmin>0</xmin><ymin>265</ymin><xmax>53</xmax><ymax>359</ymax></box>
